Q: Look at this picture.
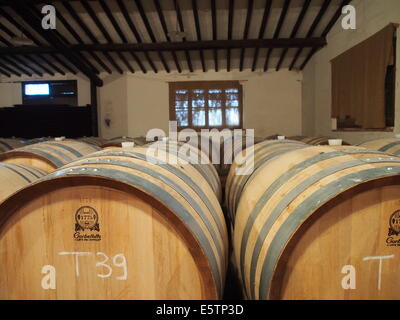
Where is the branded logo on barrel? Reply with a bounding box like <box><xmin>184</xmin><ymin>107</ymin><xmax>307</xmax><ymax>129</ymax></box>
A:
<box><xmin>387</xmin><ymin>210</ymin><xmax>400</xmax><ymax>246</ymax></box>
<box><xmin>74</xmin><ymin>206</ymin><xmax>101</xmax><ymax>241</ymax></box>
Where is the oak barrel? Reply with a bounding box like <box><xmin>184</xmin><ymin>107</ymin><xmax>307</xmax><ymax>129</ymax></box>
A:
<box><xmin>149</xmin><ymin>140</ymin><xmax>222</xmax><ymax>202</ymax></box>
<box><xmin>359</xmin><ymin>138</ymin><xmax>400</xmax><ymax>156</ymax></box>
<box><xmin>0</xmin><ymin>139</ymin><xmax>100</xmax><ymax>173</ymax></box>
<box><xmin>0</xmin><ymin>163</ymin><xmax>47</xmax><ymax>203</ymax></box>
<box><xmin>289</xmin><ymin>136</ymin><xmax>350</xmax><ymax>146</ymax></box>
<box><xmin>0</xmin><ymin>138</ymin><xmax>27</xmax><ymax>153</ymax></box>
<box><xmin>102</xmin><ymin>136</ymin><xmax>147</xmax><ymax>148</ymax></box>
<box><xmin>0</xmin><ymin>146</ymin><xmax>228</xmax><ymax>299</ymax></box>
<box><xmin>231</xmin><ymin>146</ymin><xmax>400</xmax><ymax>299</ymax></box>
<box><xmin>220</xmin><ymin>134</ymin><xmax>265</xmax><ymax>178</ymax></box>
<box><xmin>225</xmin><ymin>140</ymin><xmax>307</xmax><ymax>222</ymax></box>
<box><xmin>78</xmin><ymin>137</ymin><xmax>108</xmax><ymax>147</ymax></box>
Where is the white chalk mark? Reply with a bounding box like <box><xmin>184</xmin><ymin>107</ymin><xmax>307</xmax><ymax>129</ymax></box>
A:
<box><xmin>58</xmin><ymin>252</ymin><xmax>93</xmax><ymax>277</ymax></box>
<box><xmin>363</xmin><ymin>255</ymin><xmax>395</xmax><ymax>290</ymax></box>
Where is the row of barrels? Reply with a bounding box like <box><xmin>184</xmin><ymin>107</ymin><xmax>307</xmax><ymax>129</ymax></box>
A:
<box><xmin>226</xmin><ymin>139</ymin><xmax>400</xmax><ymax>300</ymax></box>
<box><xmin>1</xmin><ymin>135</ymin><xmax>400</xmax><ymax>299</ymax></box>
<box><xmin>0</xmin><ymin>136</ymin><xmax>148</xmax><ymax>154</ymax></box>
<box><xmin>0</xmin><ymin>139</ymin><xmax>226</xmax><ymax>299</ymax></box>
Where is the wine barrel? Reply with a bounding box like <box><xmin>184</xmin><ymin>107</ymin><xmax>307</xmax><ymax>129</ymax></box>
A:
<box><xmin>0</xmin><ymin>139</ymin><xmax>100</xmax><ymax>173</ymax></box>
<box><xmin>220</xmin><ymin>135</ymin><xmax>265</xmax><ymax>178</ymax></box>
<box><xmin>149</xmin><ymin>140</ymin><xmax>222</xmax><ymax>202</ymax></box>
<box><xmin>102</xmin><ymin>136</ymin><xmax>147</xmax><ymax>148</ymax></box>
<box><xmin>232</xmin><ymin>146</ymin><xmax>400</xmax><ymax>299</ymax></box>
<box><xmin>0</xmin><ymin>163</ymin><xmax>47</xmax><ymax>203</ymax></box>
<box><xmin>359</xmin><ymin>138</ymin><xmax>400</xmax><ymax>156</ymax></box>
<box><xmin>78</xmin><ymin>137</ymin><xmax>108</xmax><ymax>147</ymax></box>
<box><xmin>0</xmin><ymin>138</ymin><xmax>26</xmax><ymax>153</ymax></box>
<box><xmin>289</xmin><ymin>136</ymin><xmax>350</xmax><ymax>146</ymax></box>
<box><xmin>0</xmin><ymin>146</ymin><xmax>228</xmax><ymax>299</ymax></box>
<box><xmin>225</xmin><ymin>140</ymin><xmax>307</xmax><ymax>222</ymax></box>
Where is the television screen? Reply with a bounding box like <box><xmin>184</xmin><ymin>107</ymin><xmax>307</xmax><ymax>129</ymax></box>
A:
<box><xmin>24</xmin><ymin>83</ymin><xmax>50</xmax><ymax>96</ymax></box>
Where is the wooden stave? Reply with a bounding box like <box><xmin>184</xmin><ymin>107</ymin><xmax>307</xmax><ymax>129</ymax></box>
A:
<box><xmin>0</xmin><ymin>139</ymin><xmax>26</xmax><ymax>153</ymax></box>
<box><xmin>0</xmin><ymin>162</ymin><xmax>47</xmax><ymax>203</ymax></box>
<box><xmin>220</xmin><ymin>135</ymin><xmax>265</xmax><ymax>176</ymax></box>
<box><xmin>289</xmin><ymin>136</ymin><xmax>351</xmax><ymax>146</ymax></box>
<box><xmin>0</xmin><ymin>149</ymin><xmax>228</xmax><ymax>299</ymax></box>
<box><xmin>359</xmin><ymin>138</ymin><xmax>400</xmax><ymax>156</ymax></box>
<box><xmin>233</xmin><ymin>146</ymin><xmax>400</xmax><ymax>300</ymax></box>
<box><xmin>147</xmin><ymin>141</ymin><xmax>222</xmax><ymax>202</ymax></box>
<box><xmin>225</xmin><ymin>140</ymin><xmax>307</xmax><ymax>221</ymax></box>
<box><xmin>78</xmin><ymin>137</ymin><xmax>108</xmax><ymax>147</ymax></box>
<box><xmin>102</xmin><ymin>136</ymin><xmax>147</xmax><ymax>148</ymax></box>
<box><xmin>0</xmin><ymin>140</ymin><xmax>100</xmax><ymax>173</ymax></box>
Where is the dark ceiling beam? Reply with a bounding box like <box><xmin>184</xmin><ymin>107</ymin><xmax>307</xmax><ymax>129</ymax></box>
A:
<box><xmin>99</xmin><ymin>0</ymin><xmax>144</xmax><ymax>73</ymax></box>
<box><xmin>227</xmin><ymin>0</ymin><xmax>234</xmax><ymax>72</ymax></box>
<box><xmin>191</xmin><ymin>0</ymin><xmax>205</xmax><ymax>72</ymax></box>
<box><xmin>0</xmin><ymin>38</ymin><xmax>327</xmax><ymax>55</ymax></box>
<box><xmin>22</xmin><ymin>54</ymin><xmax>55</xmax><ymax>75</ymax></box>
<box><xmin>0</xmin><ymin>66</ymin><xmax>11</xmax><ymax>77</ymax></box>
<box><xmin>251</xmin><ymin>0</ymin><xmax>272</xmax><ymax>71</ymax></box>
<box><xmin>174</xmin><ymin>0</ymin><xmax>193</xmax><ymax>72</ymax></box>
<box><xmin>289</xmin><ymin>0</ymin><xmax>331</xmax><ymax>70</ymax></box>
<box><xmin>1</xmin><ymin>4</ymin><xmax>79</xmax><ymax>75</ymax></box>
<box><xmin>154</xmin><ymin>0</ymin><xmax>180</xmax><ymax>73</ymax></box>
<box><xmin>1</xmin><ymin>56</ymin><xmax>33</xmax><ymax>76</ymax></box>
<box><xmin>264</xmin><ymin>0</ymin><xmax>291</xmax><ymax>71</ymax></box>
<box><xmin>134</xmin><ymin>0</ymin><xmax>169</xmax><ymax>73</ymax></box>
<box><xmin>55</xmin><ymin>6</ymin><xmax>100</xmax><ymax>73</ymax></box>
<box><xmin>0</xmin><ymin>59</ymin><xmax>21</xmax><ymax>76</ymax></box>
<box><xmin>116</xmin><ymin>0</ymin><xmax>157</xmax><ymax>73</ymax></box>
<box><xmin>276</xmin><ymin>0</ymin><xmax>311</xmax><ymax>71</ymax></box>
<box><xmin>50</xmin><ymin>54</ymin><xmax>78</xmax><ymax>74</ymax></box>
<box><xmin>211</xmin><ymin>0</ymin><xmax>218</xmax><ymax>72</ymax></box>
<box><xmin>0</xmin><ymin>33</ymin><xmax>43</xmax><ymax>75</ymax></box>
<box><xmin>80</xmin><ymin>0</ymin><xmax>129</xmax><ymax>73</ymax></box>
<box><xmin>239</xmin><ymin>0</ymin><xmax>254</xmax><ymax>71</ymax></box>
<box><xmin>62</xmin><ymin>1</ymin><xmax>114</xmax><ymax>74</ymax></box>
<box><xmin>10</xmin><ymin>1</ymin><xmax>103</xmax><ymax>86</ymax></box>
<box><xmin>300</xmin><ymin>0</ymin><xmax>351</xmax><ymax>70</ymax></box>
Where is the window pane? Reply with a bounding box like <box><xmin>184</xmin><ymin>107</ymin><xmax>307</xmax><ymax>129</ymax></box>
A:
<box><xmin>193</xmin><ymin>89</ymin><xmax>205</xmax><ymax>109</ymax></box>
<box><xmin>175</xmin><ymin>89</ymin><xmax>189</xmax><ymax>110</ymax></box>
<box><xmin>175</xmin><ymin>100</ymin><xmax>188</xmax><ymax>109</ymax></box>
<box><xmin>226</xmin><ymin>108</ymin><xmax>240</xmax><ymax>126</ymax></box>
<box><xmin>209</xmin><ymin>108</ymin><xmax>222</xmax><ymax>126</ymax></box>
<box><xmin>176</xmin><ymin>109</ymin><xmax>189</xmax><ymax>126</ymax></box>
<box><xmin>226</xmin><ymin>88</ymin><xmax>239</xmax><ymax>107</ymax></box>
<box><xmin>193</xmin><ymin>109</ymin><xmax>206</xmax><ymax>126</ymax></box>
<box><xmin>208</xmin><ymin>89</ymin><xmax>222</xmax><ymax>108</ymax></box>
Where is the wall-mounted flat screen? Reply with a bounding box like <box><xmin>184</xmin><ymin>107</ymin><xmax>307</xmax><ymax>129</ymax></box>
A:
<box><xmin>24</xmin><ymin>83</ymin><xmax>50</xmax><ymax>96</ymax></box>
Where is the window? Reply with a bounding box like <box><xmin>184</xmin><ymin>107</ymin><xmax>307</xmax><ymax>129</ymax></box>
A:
<box><xmin>331</xmin><ymin>24</ymin><xmax>397</xmax><ymax>130</ymax></box>
<box><xmin>22</xmin><ymin>80</ymin><xmax>78</xmax><ymax>106</ymax></box>
<box><xmin>169</xmin><ymin>81</ymin><xmax>243</xmax><ymax>130</ymax></box>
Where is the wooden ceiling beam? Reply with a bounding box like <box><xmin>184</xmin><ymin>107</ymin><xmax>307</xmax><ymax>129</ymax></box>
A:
<box><xmin>99</xmin><ymin>0</ymin><xmax>144</xmax><ymax>73</ymax></box>
<box><xmin>62</xmin><ymin>1</ymin><xmax>114</xmax><ymax>74</ymax></box>
<box><xmin>0</xmin><ymin>38</ymin><xmax>327</xmax><ymax>55</ymax></box>
<box><xmin>154</xmin><ymin>0</ymin><xmax>181</xmax><ymax>73</ymax></box>
<box><xmin>264</xmin><ymin>0</ymin><xmax>291</xmax><ymax>71</ymax></box>
<box><xmin>192</xmin><ymin>0</ymin><xmax>206</xmax><ymax>72</ymax></box>
<box><xmin>276</xmin><ymin>0</ymin><xmax>311</xmax><ymax>71</ymax></box>
<box><xmin>227</xmin><ymin>0</ymin><xmax>234</xmax><ymax>72</ymax></box>
<box><xmin>251</xmin><ymin>0</ymin><xmax>272</xmax><ymax>71</ymax></box>
<box><xmin>174</xmin><ymin>0</ymin><xmax>193</xmax><ymax>72</ymax></box>
<box><xmin>239</xmin><ymin>0</ymin><xmax>254</xmax><ymax>71</ymax></box>
<box><xmin>300</xmin><ymin>0</ymin><xmax>351</xmax><ymax>70</ymax></box>
<box><xmin>9</xmin><ymin>1</ymin><xmax>103</xmax><ymax>86</ymax></box>
<box><xmin>289</xmin><ymin>0</ymin><xmax>331</xmax><ymax>70</ymax></box>
<box><xmin>134</xmin><ymin>0</ymin><xmax>169</xmax><ymax>73</ymax></box>
<box><xmin>116</xmin><ymin>0</ymin><xmax>157</xmax><ymax>73</ymax></box>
